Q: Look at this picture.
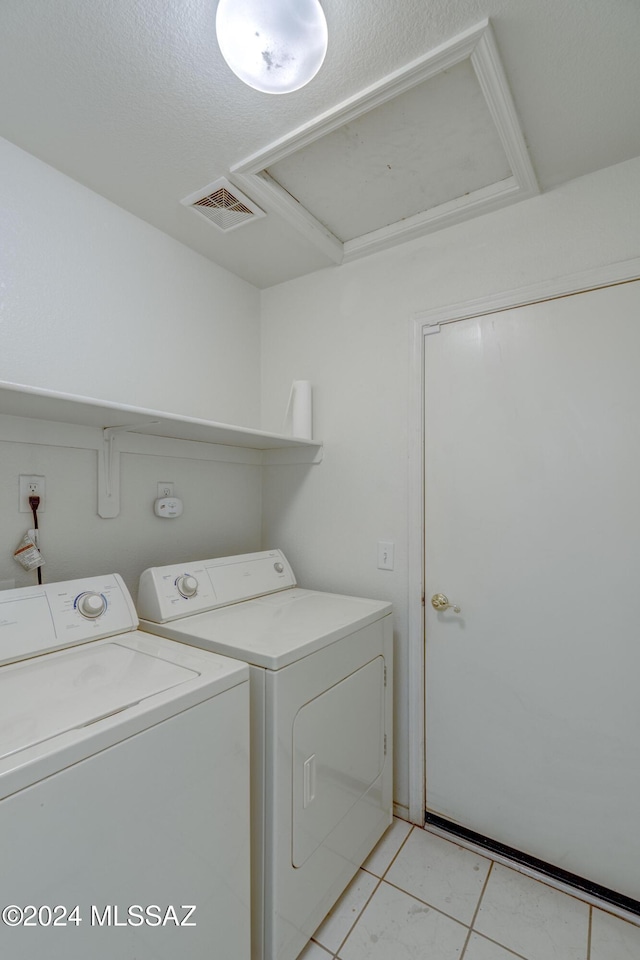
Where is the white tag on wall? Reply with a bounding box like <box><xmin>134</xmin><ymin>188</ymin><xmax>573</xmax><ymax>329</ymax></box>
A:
<box><xmin>14</xmin><ymin>532</ymin><xmax>45</xmax><ymax>570</ymax></box>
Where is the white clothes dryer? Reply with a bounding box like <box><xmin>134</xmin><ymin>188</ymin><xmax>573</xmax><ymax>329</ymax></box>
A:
<box><xmin>0</xmin><ymin>573</ymin><xmax>250</xmax><ymax>960</ymax></box>
<box><xmin>137</xmin><ymin>549</ymin><xmax>393</xmax><ymax>960</ymax></box>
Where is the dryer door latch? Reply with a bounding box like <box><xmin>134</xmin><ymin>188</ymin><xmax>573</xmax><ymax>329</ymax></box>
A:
<box><xmin>303</xmin><ymin>754</ymin><xmax>316</xmax><ymax>808</ymax></box>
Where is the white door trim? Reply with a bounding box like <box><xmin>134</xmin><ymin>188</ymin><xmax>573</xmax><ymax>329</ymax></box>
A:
<box><xmin>406</xmin><ymin>256</ymin><xmax>640</xmax><ymax>825</ymax></box>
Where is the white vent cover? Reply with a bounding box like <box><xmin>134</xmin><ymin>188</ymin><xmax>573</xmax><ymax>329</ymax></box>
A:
<box><xmin>181</xmin><ymin>177</ymin><xmax>265</xmax><ymax>232</ymax></box>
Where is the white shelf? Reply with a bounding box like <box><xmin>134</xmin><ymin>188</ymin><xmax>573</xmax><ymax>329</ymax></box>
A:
<box><xmin>0</xmin><ymin>380</ymin><xmax>321</xmax><ymax>451</ymax></box>
<box><xmin>0</xmin><ymin>380</ymin><xmax>323</xmax><ymax>517</ymax></box>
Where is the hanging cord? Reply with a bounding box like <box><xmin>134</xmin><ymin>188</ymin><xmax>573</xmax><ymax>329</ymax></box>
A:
<box><xmin>29</xmin><ymin>495</ymin><xmax>42</xmax><ymax>585</ymax></box>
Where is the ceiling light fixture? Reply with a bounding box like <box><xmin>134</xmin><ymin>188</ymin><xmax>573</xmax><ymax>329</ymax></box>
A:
<box><xmin>216</xmin><ymin>0</ymin><xmax>328</xmax><ymax>95</ymax></box>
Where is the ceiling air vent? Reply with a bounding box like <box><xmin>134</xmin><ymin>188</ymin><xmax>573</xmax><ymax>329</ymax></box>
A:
<box><xmin>181</xmin><ymin>177</ymin><xmax>265</xmax><ymax>233</ymax></box>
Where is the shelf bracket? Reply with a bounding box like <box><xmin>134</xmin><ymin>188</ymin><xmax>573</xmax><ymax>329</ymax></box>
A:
<box><xmin>98</xmin><ymin>421</ymin><xmax>160</xmax><ymax>518</ymax></box>
<box><xmin>261</xmin><ymin>443</ymin><xmax>324</xmax><ymax>465</ymax></box>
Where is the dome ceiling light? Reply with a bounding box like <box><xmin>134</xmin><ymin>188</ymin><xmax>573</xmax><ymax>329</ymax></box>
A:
<box><xmin>216</xmin><ymin>0</ymin><xmax>328</xmax><ymax>94</ymax></box>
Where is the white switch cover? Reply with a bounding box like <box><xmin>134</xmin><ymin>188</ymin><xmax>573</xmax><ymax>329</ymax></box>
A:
<box><xmin>377</xmin><ymin>541</ymin><xmax>394</xmax><ymax>570</ymax></box>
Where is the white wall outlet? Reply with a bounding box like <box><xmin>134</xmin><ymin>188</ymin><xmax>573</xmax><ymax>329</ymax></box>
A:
<box><xmin>19</xmin><ymin>475</ymin><xmax>46</xmax><ymax>513</ymax></box>
<box><xmin>157</xmin><ymin>481</ymin><xmax>174</xmax><ymax>498</ymax></box>
<box><xmin>377</xmin><ymin>540</ymin><xmax>395</xmax><ymax>571</ymax></box>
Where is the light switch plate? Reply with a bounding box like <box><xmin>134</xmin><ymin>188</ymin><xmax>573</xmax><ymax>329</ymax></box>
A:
<box><xmin>377</xmin><ymin>541</ymin><xmax>394</xmax><ymax>570</ymax></box>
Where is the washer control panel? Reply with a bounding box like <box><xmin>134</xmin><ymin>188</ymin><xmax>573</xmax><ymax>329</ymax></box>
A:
<box><xmin>138</xmin><ymin>550</ymin><xmax>297</xmax><ymax>623</ymax></box>
<box><xmin>0</xmin><ymin>574</ymin><xmax>138</xmax><ymax>666</ymax></box>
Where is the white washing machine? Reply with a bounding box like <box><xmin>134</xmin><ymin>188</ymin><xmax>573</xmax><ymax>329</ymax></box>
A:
<box><xmin>137</xmin><ymin>549</ymin><xmax>393</xmax><ymax>960</ymax></box>
<box><xmin>0</xmin><ymin>573</ymin><xmax>250</xmax><ymax>960</ymax></box>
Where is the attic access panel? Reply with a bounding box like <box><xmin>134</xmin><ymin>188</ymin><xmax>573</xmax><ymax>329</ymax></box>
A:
<box><xmin>231</xmin><ymin>20</ymin><xmax>538</xmax><ymax>264</ymax></box>
<box><xmin>265</xmin><ymin>59</ymin><xmax>511</xmax><ymax>243</ymax></box>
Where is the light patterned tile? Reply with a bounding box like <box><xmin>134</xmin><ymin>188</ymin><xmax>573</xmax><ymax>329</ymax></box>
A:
<box><xmin>299</xmin><ymin>940</ymin><xmax>334</xmax><ymax>959</ymax></box>
<box><xmin>362</xmin><ymin>817</ymin><xmax>413</xmax><ymax>877</ymax></box>
<box><xmin>313</xmin><ymin>869</ymin><xmax>378</xmax><ymax>954</ymax></box>
<box><xmin>337</xmin><ymin>881</ymin><xmax>467</xmax><ymax>960</ymax></box>
<box><xmin>474</xmin><ymin>865</ymin><xmax>588</xmax><ymax>960</ymax></box>
<box><xmin>463</xmin><ymin>931</ymin><xmax>527</xmax><ymax>960</ymax></box>
<box><xmin>590</xmin><ymin>909</ymin><xmax>640</xmax><ymax>960</ymax></box>
<box><xmin>385</xmin><ymin>827</ymin><xmax>491</xmax><ymax>924</ymax></box>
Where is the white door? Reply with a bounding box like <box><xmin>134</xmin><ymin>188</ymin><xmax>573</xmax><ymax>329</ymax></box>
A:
<box><xmin>424</xmin><ymin>279</ymin><xmax>640</xmax><ymax>900</ymax></box>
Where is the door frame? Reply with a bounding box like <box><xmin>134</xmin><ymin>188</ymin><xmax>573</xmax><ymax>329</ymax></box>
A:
<box><xmin>406</xmin><ymin>256</ymin><xmax>640</xmax><ymax>825</ymax></box>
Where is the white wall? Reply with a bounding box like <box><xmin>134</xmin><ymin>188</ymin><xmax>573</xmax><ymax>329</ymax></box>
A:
<box><xmin>259</xmin><ymin>156</ymin><xmax>640</xmax><ymax>812</ymax></box>
<box><xmin>0</xmin><ymin>137</ymin><xmax>261</xmax><ymax>426</ymax></box>
<box><xmin>0</xmin><ymin>438</ymin><xmax>262</xmax><ymax>596</ymax></box>
<box><xmin>0</xmin><ymin>138</ymin><xmax>263</xmax><ymax>594</ymax></box>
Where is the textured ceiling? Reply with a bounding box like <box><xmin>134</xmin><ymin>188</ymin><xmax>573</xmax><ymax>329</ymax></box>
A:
<box><xmin>0</xmin><ymin>0</ymin><xmax>639</xmax><ymax>288</ymax></box>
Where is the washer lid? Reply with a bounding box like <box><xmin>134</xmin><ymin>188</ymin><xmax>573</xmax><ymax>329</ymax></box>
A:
<box><xmin>0</xmin><ymin>629</ymin><xmax>249</xmax><ymax>799</ymax></box>
<box><xmin>141</xmin><ymin>588</ymin><xmax>392</xmax><ymax>670</ymax></box>
<box><xmin>0</xmin><ymin>641</ymin><xmax>197</xmax><ymax>761</ymax></box>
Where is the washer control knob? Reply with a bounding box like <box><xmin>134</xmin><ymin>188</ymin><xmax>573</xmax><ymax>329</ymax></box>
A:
<box><xmin>77</xmin><ymin>592</ymin><xmax>107</xmax><ymax>619</ymax></box>
<box><xmin>274</xmin><ymin>562</ymin><xmax>284</xmax><ymax>573</ymax></box>
<box><xmin>176</xmin><ymin>575</ymin><xmax>198</xmax><ymax>599</ymax></box>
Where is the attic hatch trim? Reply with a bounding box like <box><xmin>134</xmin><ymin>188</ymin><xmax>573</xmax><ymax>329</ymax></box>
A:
<box><xmin>231</xmin><ymin>19</ymin><xmax>539</xmax><ymax>263</ymax></box>
<box><xmin>180</xmin><ymin>177</ymin><xmax>265</xmax><ymax>233</ymax></box>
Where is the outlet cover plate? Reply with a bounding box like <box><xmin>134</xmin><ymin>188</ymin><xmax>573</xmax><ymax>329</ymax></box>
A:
<box><xmin>19</xmin><ymin>475</ymin><xmax>46</xmax><ymax>513</ymax></box>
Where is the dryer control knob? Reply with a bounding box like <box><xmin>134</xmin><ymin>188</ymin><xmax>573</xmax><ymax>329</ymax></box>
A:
<box><xmin>176</xmin><ymin>575</ymin><xmax>198</xmax><ymax>599</ymax></box>
<box><xmin>77</xmin><ymin>592</ymin><xmax>107</xmax><ymax>619</ymax></box>
<box><xmin>274</xmin><ymin>562</ymin><xmax>284</xmax><ymax>573</ymax></box>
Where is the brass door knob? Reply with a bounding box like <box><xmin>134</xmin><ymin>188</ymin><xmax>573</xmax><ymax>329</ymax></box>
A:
<box><xmin>431</xmin><ymin>593</ymin><xmax>461</xmax><ymax>613</ymax></box>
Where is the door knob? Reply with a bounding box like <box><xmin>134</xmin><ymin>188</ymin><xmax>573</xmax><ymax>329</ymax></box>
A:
<box><xmin>431</xmin><ymin>593</ymin><xmax>461</xmax><ymax>613</ymax></box>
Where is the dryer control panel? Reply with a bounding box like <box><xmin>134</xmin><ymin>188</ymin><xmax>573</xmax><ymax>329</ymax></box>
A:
<box><xmin>0</xmin><ymin>574</ymin><xmax>138</xmax><ymax>666</ymax></box>
<box><xmin>137</xmin><ymin>549</ymin><xmax>297</xmax><ymax>623</ymax></box>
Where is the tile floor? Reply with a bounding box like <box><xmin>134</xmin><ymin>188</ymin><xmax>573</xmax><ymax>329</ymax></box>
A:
<box><xmin>299</xmin><ymin>818</ymin><xmax>640</xmax><ymax>960</ymax></box>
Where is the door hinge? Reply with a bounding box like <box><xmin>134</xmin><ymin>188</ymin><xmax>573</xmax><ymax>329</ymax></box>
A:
<box><xmin>384</xmin><ymin>734</ymin><xmax>387</xmax><ymax>756</ymax></box>
<box><xmin>424</xmin><ymin>323</ymin><xmax>441</xmax><ymax>336</ymax></box>
<box><xmin>383</xmin><ymin>665</ymin><xmax>387</xmax><ymax>687</ymax></box>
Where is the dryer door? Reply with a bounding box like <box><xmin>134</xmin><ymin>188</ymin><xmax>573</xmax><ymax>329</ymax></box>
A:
<box><xmin>292</xmin><ymin>656</ymin><xmax>385</xmax><ymax>867</ymax></box>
